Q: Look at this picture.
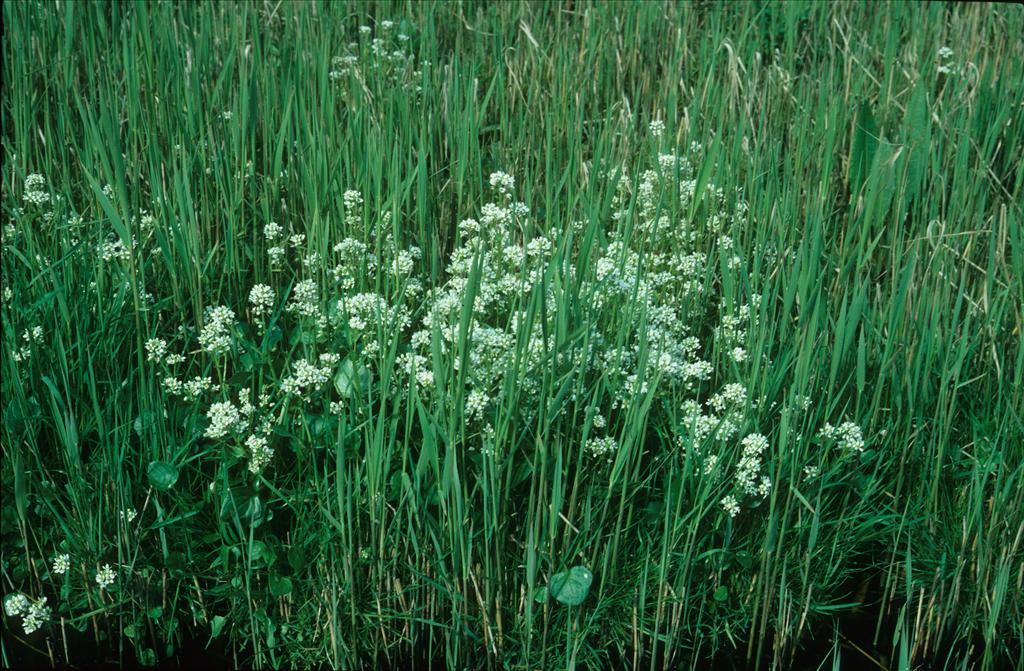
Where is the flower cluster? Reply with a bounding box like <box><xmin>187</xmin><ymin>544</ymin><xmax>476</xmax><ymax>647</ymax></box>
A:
<box><xmin>52</xmin><ymin>553</ymin><xmax>71</xmax><ymax>574</ymax></box>
<box><xmin>11</xmin><ymin>325</ymin><xmax>44</xmax><ymax>363</ymax></box>
<box><xmin>22</xmin><ymin>174</ymin><xmax>50</xmax><ymax>207</ymax></box>
<box><xmin>818</xmin><ymin>421</ymin><xmax>865</xmax><ymax>454</ymax></box>
<box><xmin>198</xmin><ymin>306</ymin><xmax>236</xmax><ymax>355</ymax></box>
<box><xmin>734</xmin><ymin>433</ymin><xmax>772</xmax><ymax>498</ymax></box>
<box><xmin>3</xmin><ymin>593</ymin><xmax>50</xmax><ymax>634</ymax></box>
<box><xmin>95</xmin><ymin>564</ymin><xmax>117</xmax><ymax>590</ymax></box>
<box><xmin>329</xmin><ymin>20</ymin><xmax>424</xmax><ymax>95</ymax></box>
<box><xmin>249</xmin><ymin>284</ymin><xmax>275</xmax><ymax>320</ymax></box>
<box><xmin>281</xmin><ymin>357</ymin><xmax>335</xmax><ymax>398</ymax></box>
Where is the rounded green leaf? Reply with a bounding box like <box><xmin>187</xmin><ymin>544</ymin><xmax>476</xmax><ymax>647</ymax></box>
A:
<box><xmin>549</xmin><ymin>566</ymin><xmax>593</xmax><ymax>606</ymax></box>
<box><xmin>269</xmin><ymin>574</ymin><xmax>293</xmax><ymax>597</ymax></box>
<box><xmin>334</xmin><ymin>359</ymin><xmax>357</xmax><ymax>397</ymax></box>
<box><xmin>147</xmin><ymin>461</ymin><xmax>179</xmax><ymax>491</ymax></box>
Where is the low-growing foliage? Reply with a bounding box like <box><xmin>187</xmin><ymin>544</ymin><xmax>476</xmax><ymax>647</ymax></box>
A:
<box><xmin>1</xmin><ymin>1</ymin><xmax>1021</xmax><ymax>669</ymax></box>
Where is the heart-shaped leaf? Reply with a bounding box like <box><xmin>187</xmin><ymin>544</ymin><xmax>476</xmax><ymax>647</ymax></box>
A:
<box><xmin>549</xmin><ymin>566</ymin><xmax>593</xmax><ymax>606</ymax></box>
<box><xmin>334</xmin><ymin>358</ymin><xmax>372</xmax><ymax>398</ymax></box>
<box><xmin>269</xmin><ymin>574</ymin><xmax>293</xmax><ymax>597</ymax></box>
<box><xmin>334</xmin><ymin>359</ymin><xmax>357</xmax><ymax>397</ymax></box>
<box><xmin>147</xmin><ymin>461</ymin><xmax>179</xmax><ymax>491</ymax></box>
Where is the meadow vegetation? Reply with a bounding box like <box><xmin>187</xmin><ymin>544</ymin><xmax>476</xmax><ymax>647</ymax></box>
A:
<box><xmin>1</xmin><ymin>1</ymin><xmax>1022</xmax><ymax>669</ymax></box>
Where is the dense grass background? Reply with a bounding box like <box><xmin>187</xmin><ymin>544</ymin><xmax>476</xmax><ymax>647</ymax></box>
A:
<box><xmin>2</xmin><ymin>1</ymin><xmax>1022</xmax><ymax>669</ymax></box>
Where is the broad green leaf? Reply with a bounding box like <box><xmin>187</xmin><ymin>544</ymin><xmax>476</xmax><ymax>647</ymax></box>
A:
<box><xmin>288</xmin><ymin>545</ymin><xmax>307</xmax><ymax>572</ymax></box>
<box><xmin>269</xmin><ymin>574</ymin><xmax>293</xmax><ymax>597</ymax></box>
<box><xmin>210</xmin><ymin>615</ymin><xmax>227</xmax><ymax>639</ymax></box>
<box><xmin>138</xmin><ymin>648</ymin><xmax>157</xmax><ymax>666</ymax></box>
<box><xmin>147</xmin><ymin>461</ymin><xmax>179</xmax><ymax>491</ymax></box>
<box><xmin>549</xmin><ymin>566</ymin><xmax>593</xmax><ymax>606</ymax></box>
<box><xmin>334</xmin><ymin>359</ymin><xmax>357</xmax><ymax>397</ymax></box>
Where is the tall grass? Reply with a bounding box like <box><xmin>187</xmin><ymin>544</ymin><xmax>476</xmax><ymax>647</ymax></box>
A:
<box><xmin>2</xmin><ymin>2</ymin><xmax>1021</xmax><ymax>669</ymax></box>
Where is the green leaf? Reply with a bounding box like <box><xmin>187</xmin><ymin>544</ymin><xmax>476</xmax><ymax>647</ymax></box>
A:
<box><xmin>335</xmin><ymin>358</ymin><xmax>372</xmax><ymax>398</ymax></box>
<box><xmin>269</xmin><ymin>574</ymin><xmax>293</xmax><ymax>597</ymax></box>
<box><xmin>549</xmin><ymin>566</ymin><xmax>593</xmax><ymax>606</ymax></box>
<box><xmin>288</xmin><ymin>545</ymin><xmax>307</xmax><ymax>572</ymax></box>
<box><xmin>138</xmin><ymin>648</ymin><xmax>157</xmax><ymax>666</ymax></box>
<box><xmin>714</xmin><ymin>586</ymin><xmax>729</xmax><ymax>602</ymax></box>
<box><xmin>147</xmin><ymin>461</ymin><xmax>179</xmax><ymax>491</ymax></box>
<box><xmin>250</xmin><ymin>540</ymin><xmax>276</xmax><ymax>566</ymax></box>
<box><xmin>850</xmin><ymin>100</ymin><xmax>879</xmax><ymax>197</ymax></box>
<box><xmin>533</xmin><ymin>586</ymin><xmax>549</xmax><ymax>603</ymax></box>
<box><xmin>133</xmin><ymin>411</ymin><xmax>157</xmax><ymax>439</ymax></box>
<box><xmin>902</xmin><ymin>82</ymin><xmax>930</xmax><ymax>208</ymax></box>
<box><xmin>334</xmin><ymin>359</ymin><xmax>357</xmax><ymax>397</ymax></box>
<box><xmin>210</xmin><ymin>615</ymin><xmax>227</xmax><ymax>639</ymax></box>
<box><xmin>220</xmin><ymin>487</ymin><xmax>268</xmax><ymax>529</ymax></box>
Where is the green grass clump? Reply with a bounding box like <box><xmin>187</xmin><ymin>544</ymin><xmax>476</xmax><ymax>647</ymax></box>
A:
<box><xmin>2</xmin><ymin>2</ymin><xmax>1021</xmax><ymax>669</ymax></box>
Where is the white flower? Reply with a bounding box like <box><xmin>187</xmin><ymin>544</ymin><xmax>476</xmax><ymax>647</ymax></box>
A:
<box><xmin>23</xmin><ymin>190</ymin><xmax>50</xmax><ymax>206</ymax></box>
<box><xmin>24</xmin><ymin>174</ymin><xmax>46</xmax><ymax>192</ymax></box>
<box><xmin>721</xmin><ymin>495</ymin><xmax>740</xmax><ymax>518</ymax></box>
<box><xmin>120</xmin><ymin>508</ymin><xmax>137</xmax><ymax>523</ymax></box>
<box><xmin>22</xmin><ymin>597</ymin><xmax>50</xmax><ymax>634</ymax></box>
<box><xmin>145</xmin><ymin>338</ymin><xmax>168</xmax><ymax>363</ymax></box>
<box><xmin>96</xmin><ymin>564</ymin><xmax>116</xmax><ymax>590</ymax></box>
<box><xmin>205</xmin><ymin>401</ymin><xmax>241</xmax><ymax>439</ymax></box>
<box><xmin>264</xmin><ymin>221</ymin><xmax>283</xmax><ymax>240</ymax></box>
<box><xmin>281</xmin><ymin>359</ymin><xmax>331</xmax><ymax>397</ymax></box>
<box><xmin>4</xmin><ymin>593</ymin><xmax>30</xmax><ymax>617</ymax></box>
<box><xmin>465</xmin><ymin>389</ymin><xmax>489</xmax><ymax>420</ymax></box>
<box><xmin>735</xmin><ymin>433</ymin><xmax>770</xmax><ymax>496</ymax></box>
<box><xmin>249</xmin><ymin>284</ymin><xmax>275</xmax><ymax>317</ymax></box>
<box><xmin>586</xmin><ymin>436</ymin><xmax>618</xmax><ymax>460</ymax></box>
<box><xmin>287</xmin><ymin>279</ymin><xmax>320</xmax><ymax>318</ymax></box>
<box><xmin>199</xmin><ymin>306</ymin><xmax>236</xmax><ymax>355</ymax></box>
<box><xmin>488</xmin><ymin>171</ymin><xmax>515</xmax><ymax>195</ymax></box>
<box><xmin>649</xmin><ymin>119</ymin><xmax>665</xmax><ymax>138</ymax></box>
<box><xmin>182</xmin><ymin>376</ymin><xmax>213</xmax><ymax>401</ymax></box>
<box><xmin>52</xmin><ymin>554</ymin><xmax>71</xmax><ymax>575</ymax></box>
<box><xmin>246</xmin><ymin>434</ymin><xmax>274</xmax><ymax>474</ymax></box>
<box><xmin>818</xmin><ymin>421</ymin><xmax>865</xmax><ymax>453</ymax></box>
<box><xmin>99</xmin><ymin>238</ymin><xmax>132</xmax><ymax>262</ymax></box>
